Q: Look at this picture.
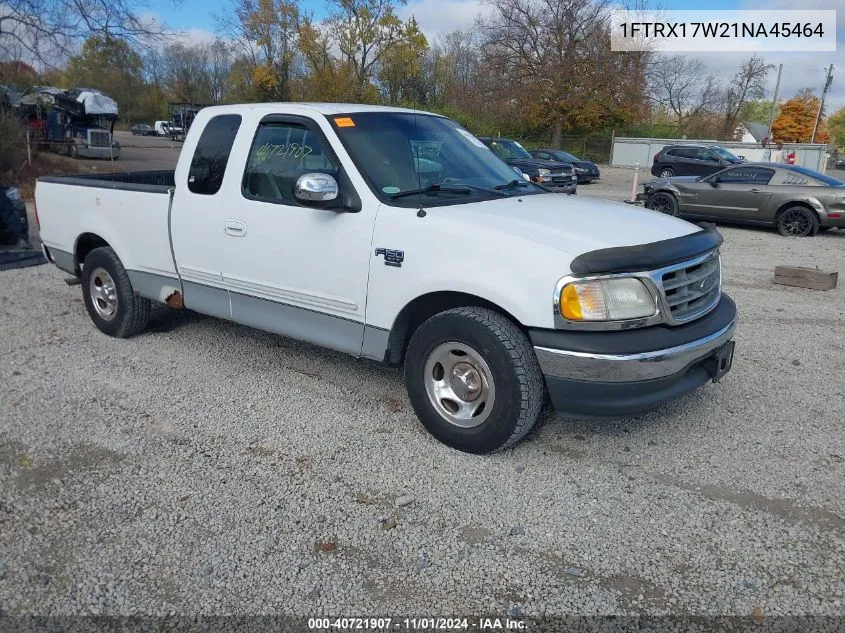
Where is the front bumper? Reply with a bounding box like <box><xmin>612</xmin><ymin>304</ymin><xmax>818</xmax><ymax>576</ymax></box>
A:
<box><xmin>531</xmin><ymin>294</ymin><xmax>736</xmax><ymax>416</ymax></box>
<box><xmin>547</xmin><ymin>181</ymin><xmax>578</xmax><ymax>194</ymax></box>
<box><xmin>77</xmin><ymin>146</ymin><xmax>121</xmax><ymax>159</ymax></box>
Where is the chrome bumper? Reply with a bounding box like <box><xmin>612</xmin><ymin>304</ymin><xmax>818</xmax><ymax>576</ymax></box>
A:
<box><xmin>534</xmin><ymin>321</ymin><xmax>735</xmax><ymax>383</ymax></box>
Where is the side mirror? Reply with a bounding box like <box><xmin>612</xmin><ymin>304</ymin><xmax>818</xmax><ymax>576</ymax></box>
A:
<box><xmin>294</xmin><ymin>173</ymin><xmax>339</xmax><ymax>202</ymax></box>
<box><xmin>512</xmin><ymin>166</ymin><xmax>523</xmax><ymax>176</ymax></box>
<box><xmin>709</xmin><ymin>177</ymin><xmax>720</xmax><ymax>187</ymax></box>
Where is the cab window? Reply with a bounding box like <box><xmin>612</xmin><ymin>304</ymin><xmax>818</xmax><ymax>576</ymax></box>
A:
<box><xmin>187</xmin><ymin>114</ymin><xmax>242</xmax><ymax>195</ymax></box>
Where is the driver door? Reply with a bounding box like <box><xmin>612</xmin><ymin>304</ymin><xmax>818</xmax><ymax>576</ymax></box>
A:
<box><xmin>220</xmin><ymin>114</ymin><xmax>375</xmax><ymax>355</ymax></box>
<box><xmin>688</xmin><ymin>166</ymin><xmax>775</xmax><ymax>220</ymax></box>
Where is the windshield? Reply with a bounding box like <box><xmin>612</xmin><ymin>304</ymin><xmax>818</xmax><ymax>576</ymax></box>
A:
<box><xmin>331</xmin><ymin>113</ymin><xmax>546</xmax><ymax>207</ymax></box>
<box><xmin>552</xmin><ymin>151</ymin><xmax>579</xmax><ymax>162</ymax></box>
<box><xmin>485</xmin><ymin>138</ymin><xmax>532</xmax><ymax>160</ymax></box>
<box><xmin>711</xmin><ymin>147</ymin><xmax>741</xmax><ymax>161</ymax></box>
<box><xmin>787</xmin><ymin>165</ymin><xmax>845</xmax><ymax>186</ymax></box>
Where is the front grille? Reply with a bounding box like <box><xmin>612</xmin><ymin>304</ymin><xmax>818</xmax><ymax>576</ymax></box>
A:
<box><xmin>551</xmin><ymin>173</ymin><xmax>575</xmax><ymax>183</ymax></box>
<box><xmin>88</xmin><ymin>130</ymin><xmax>111</xmax><ymax>147</ymax></box>
<box><xmin>659</xmin><ymin>251</ymin><xmax>721</xmax><ymax>323</ymax></box>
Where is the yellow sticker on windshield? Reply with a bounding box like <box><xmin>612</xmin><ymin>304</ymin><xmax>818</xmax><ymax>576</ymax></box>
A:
<box><xmin>334</xmin><ymin>117</ymin><xmax>355</xmax><ymax>128</ymax></box>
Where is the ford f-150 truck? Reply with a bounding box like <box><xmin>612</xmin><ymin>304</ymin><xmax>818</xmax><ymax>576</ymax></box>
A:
<box><xmin>35</xmin><ymin>104</ymin><xmax>737</xmax><ymax>453</ymax></box>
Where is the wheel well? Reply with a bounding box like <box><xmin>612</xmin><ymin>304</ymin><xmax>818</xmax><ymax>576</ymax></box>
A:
<box><xmin>775</xmin><ymin>201</ymin><xmax>819</xmax><ymax>223</ymax></box>
<box><xmin>74</xmin><ymin>233</ymin><xmax>110</xmax><ymax>274</ymax></box>
<box><xmin>383</xmin><ymin>291</ymin><xmax>523</xmax><ymax>366</ymax></box>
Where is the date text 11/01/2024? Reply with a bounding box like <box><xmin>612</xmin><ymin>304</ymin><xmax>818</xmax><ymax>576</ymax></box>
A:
<box><xmin>308</xmin><ymin>617</ymin><xmax>527</xmax><ymax>630</ymax></box>
<box><xmin>617</xmin><ymin>21</ymin><xmax>825</xmax><ymax>38</ymax></box>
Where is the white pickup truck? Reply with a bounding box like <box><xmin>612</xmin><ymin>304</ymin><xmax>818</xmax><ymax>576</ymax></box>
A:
<box><xmin>36</xmin><ymin>103</ymin><xmax>736</xmax><ymax>453</ymax></box>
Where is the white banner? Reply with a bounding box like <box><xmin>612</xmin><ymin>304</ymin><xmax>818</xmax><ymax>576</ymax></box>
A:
<box><xmin>610</xmin><ymin>10</ymin><xmax>837</xmax><ymax>52</ymax></box>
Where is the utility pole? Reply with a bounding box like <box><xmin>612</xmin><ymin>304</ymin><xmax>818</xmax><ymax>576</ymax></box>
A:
<box><xmin>766</xmin><ymin>64</ymin><xmax>783</xmax><ymax>144</ymax></box>
<box><xmin>811</xmin><ymin>64</ymin><xmax>834</xmax><ymax>143</ymax></box>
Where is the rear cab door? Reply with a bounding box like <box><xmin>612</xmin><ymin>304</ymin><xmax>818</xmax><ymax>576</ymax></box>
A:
<box><xmin>216</xmin><ymin>106</ymin><xmax>378</xmax><ymax>356</ymax></box>
<box><xmin>171</xmin><ymin>112</ymin><xmax>243</xmax><ymax>319</ymax></box>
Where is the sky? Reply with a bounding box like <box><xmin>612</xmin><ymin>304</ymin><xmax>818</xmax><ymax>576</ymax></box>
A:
<box><xmin>145</xmin><ymin>0</ymin><xmax>844</xmax><ymax>112</ymax></box>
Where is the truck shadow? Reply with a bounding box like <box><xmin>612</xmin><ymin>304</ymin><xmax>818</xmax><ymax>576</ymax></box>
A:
<box><xmin>145</xmin><ymin>304</ymin><xmax>206</xmax><ymax>334</ymax></box>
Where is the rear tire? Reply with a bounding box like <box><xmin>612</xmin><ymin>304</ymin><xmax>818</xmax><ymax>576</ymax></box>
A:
<box><xmin>777</xmin><ymin>206</ymin><xmax>819</xmax><ymax>237</ymax></box>
<box><xmin>404</xmin><ymin>307</ymin><xmax>545</xmax><ymax>454</ymax></box>
<box><xmin>81</xmin><ymin>246</ymin><xmax>151</xmax><ymax>337</ymax></box>
<box><xmin>658</xmin><ymin>166</ymin><xmax>675</xmax><ymax>178</ymax></box>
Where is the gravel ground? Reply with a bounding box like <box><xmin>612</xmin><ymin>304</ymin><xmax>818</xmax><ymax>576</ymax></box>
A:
<box><xmin>1</xmin><ymin>192</ymin><xmax>845</xmax><ymax>620</ymax></box>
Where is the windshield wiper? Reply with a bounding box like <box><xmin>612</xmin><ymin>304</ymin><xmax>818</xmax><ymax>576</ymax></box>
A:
<box><xmin>494</xmin><ymin>179</ymin><xmax>532</xmax><ymax>191</ymax></box>
<box><xmin>391</xmin><ymin>183</ymin><xmax>472</xmax><ymax>199</ymax></box>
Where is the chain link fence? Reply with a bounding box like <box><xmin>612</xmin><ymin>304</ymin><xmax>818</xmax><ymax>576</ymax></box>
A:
<box><xmin>485</xmin><ymin>131</ymin><xmax>616</xmax><ymax>164</ymax></box>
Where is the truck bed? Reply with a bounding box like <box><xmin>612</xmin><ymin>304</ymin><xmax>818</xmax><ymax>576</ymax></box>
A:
<box><xmin>36</xmin><ymin>170</ymin><xmax>178</xmax><ymax>285</ymax></box>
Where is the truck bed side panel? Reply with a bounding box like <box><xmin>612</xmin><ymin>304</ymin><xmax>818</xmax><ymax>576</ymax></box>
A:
<box><xmin>35</xmin><ymin>179</ymin><xmax>178</xmax><ymax>300</ymax></box>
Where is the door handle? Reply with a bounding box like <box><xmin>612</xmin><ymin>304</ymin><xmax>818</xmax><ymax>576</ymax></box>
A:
<box><xmin>223</xmin><ymin>220</ymin><xmax>247</xmax><ymax>237</ymax></box>
<box><xmin>750</xmin><ymin>188</ymin><xmax>762</xmax><ymax>193</ymax></box>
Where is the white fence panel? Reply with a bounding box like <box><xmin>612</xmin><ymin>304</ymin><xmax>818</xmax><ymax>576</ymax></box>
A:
<box><xmin>611</xmin><ymin>138</ymin><xmax>828</xmax><ymax>172</ymax></box>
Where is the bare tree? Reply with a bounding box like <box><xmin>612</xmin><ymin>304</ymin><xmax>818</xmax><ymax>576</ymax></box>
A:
<box><xmin>0</xmin><ymin>0</ymin><xmax>167</xmax><ymax>67</ymax></box>
<box><xmin>648</xmin><ymin>54</ymin><xmax>721</xmax><ymax>134</ymax></box>
<box><xmin>720</xmin><ymin>55</ymin><xmax>774</xmax><ymax>139</ymax></box>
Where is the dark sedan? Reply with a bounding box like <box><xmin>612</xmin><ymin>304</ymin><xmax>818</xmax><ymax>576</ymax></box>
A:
<box><xmin>639</xmin><ymin>163</ymin><xmax>845</xmax><ymax>237</ymax></box>
<box><xmin>131</xmin><ymin>123</ymin><xmax>156</xmax><ymax>136</ymax></box>
<box><xmin>478</xmin><ymin>137</ymin><xmax>577</xmax><ymax>194</ymax></box>
<box><xmin>529</xmin><ymin>149</ymin><xmax>600</xmax><ymax>183</ymax></box>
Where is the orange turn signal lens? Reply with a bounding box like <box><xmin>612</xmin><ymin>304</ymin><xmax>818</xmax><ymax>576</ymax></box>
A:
<box><xmin>560</xmin><ymin>284</ymin><xmax>583</xmax><ymax>320</ymax></box>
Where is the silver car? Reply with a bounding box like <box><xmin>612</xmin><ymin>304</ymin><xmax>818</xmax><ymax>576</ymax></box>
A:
<box><xmin>639</xmin><ymin>163</ymin><xmax>845</xmax><ymax>237</ymax></box>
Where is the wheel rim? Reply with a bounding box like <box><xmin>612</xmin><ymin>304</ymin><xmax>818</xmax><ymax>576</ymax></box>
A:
<box><xmin>660</xmin><ymin>169</ymin><xmax>673</xmax><ymax>178</ymax></box>
<box><xmin>423</xmin><ymin>342</ymin><xmax>496</xmax><ymax>428</ymax></box>
<box><xmin>780</xmin><ymin>209</ymin><xmax>812</xmax><ymax>236</ymax></box>
<box><xmin>648</xmin><ymin>193</ymin><xmax>675</xmax><ymax>215</ymax></box>
<box><xmin>89</xmin><ymin>267</ymin><xmax>118</xmax><ymax>320</ymax></box>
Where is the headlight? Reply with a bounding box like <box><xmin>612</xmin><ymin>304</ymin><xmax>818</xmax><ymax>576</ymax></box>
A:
<box><xmin>574</xmin><ymin>167</ymin><xmax>588</xmax><ymax>173</ymax></box>
<box><xmin>559</xmin><ymin>278</ymin><xmax>656</xmax><ymax>321</ymax></box>
<box><xmin>537</xmin><ymin>168</ymin><xmax>552</xmax><ymax>182</ymax></box>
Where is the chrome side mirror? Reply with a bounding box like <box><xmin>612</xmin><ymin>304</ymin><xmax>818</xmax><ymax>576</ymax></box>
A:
<box><xmin>294</xmin><ymin>173</ymin><xmax>339</xmax><ymax>202</ymax></box>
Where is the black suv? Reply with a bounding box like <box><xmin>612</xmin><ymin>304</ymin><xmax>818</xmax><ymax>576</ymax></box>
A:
<box><xmin>478</xmin><ymin>137</ymin><xmax>577</xmax><ymax>194</ymax></box>
<box><xmin>651</xmin><ymin>144</ymin><xmax>745</xmax><ymax>178</ymax></box>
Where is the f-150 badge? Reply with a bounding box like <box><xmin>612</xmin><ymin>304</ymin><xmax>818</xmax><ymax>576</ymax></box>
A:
<box><xmin>375</xmin><ymin>248</ymin><xmax>404</xmax><ymax>267</ymax></box>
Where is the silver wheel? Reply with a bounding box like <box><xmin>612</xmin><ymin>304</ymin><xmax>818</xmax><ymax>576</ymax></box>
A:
<box><xmin>88</xmin><ymin>267</ymin><xmax>118</xmax><ymax>320</ymax></box>
<box><xmin>659</xmin><ymin>168</ymin><xmax>674</xmax><ymax>178</ymax></box>
<box><xmin>423</xmin><ymin>342</ymin><xmax>496</xmax><ymax>428</ymax></box>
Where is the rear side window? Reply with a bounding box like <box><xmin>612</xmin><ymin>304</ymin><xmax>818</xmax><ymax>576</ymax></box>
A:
<box><xmin>187</xmin><ymin>114</ymin><xmax>242</xmax><ymax>195</ymax></box>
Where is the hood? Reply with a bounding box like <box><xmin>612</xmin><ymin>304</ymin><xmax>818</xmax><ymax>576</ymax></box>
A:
<box><xmin>505</xmin><ymin>158</ymin><xmax>573</xmax><ymax>174</ymax></box>
<box><xmin>435</xmin><ymin>193</ymin><xmax>700</xmax><ymax>257</ymax></box>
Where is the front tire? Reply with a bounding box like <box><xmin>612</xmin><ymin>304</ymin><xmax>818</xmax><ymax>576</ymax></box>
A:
<box><xmin>777</xmin><ymin>206</ymin><xmax>819</xmax><ymax>237</ymax></box>
<box><xmin>646</xmin><ymin>191</ymin><xmax>680</xmax><ymax>216</ymax></box>
<box><xmin>404</xmin><ymin>307</ymin><xmax>545</xmax><ymax>454</ymax></box>
<box><xmin>82</xmin><ymin>247</ymin><xmax>151</xmax><ymax>337</ymax></box>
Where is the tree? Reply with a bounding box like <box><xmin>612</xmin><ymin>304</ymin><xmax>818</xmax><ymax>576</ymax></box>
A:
<box><xmin>65</xmin><ymin>36</ymin><xmax>145</xmax><ymax>121</ymax></box>
<box><xmin>742</xmin><ymin>99</ymin><xmax>776</xmax><ymax>126</ymax></box>
<box><xmin>217</xmin><ymin>0</ymin><xmax>302</xmax><ymax>101</ymax></box>
<box><xmin>478</xmin><ymin>0</ymin><xmax>648</xmax><ymax>146</ymax></box>
<box><xmin>326</xmin><ymin>0</ymin><xmax>407</xmax><ymax>97</ymax></box>
<box><xmin>0</xmin><ymin>0</ymin><xmax>166</xmax><ymax>67</ymax></box>
<box><xmin>648</xmin><ymin>54</ymin><xmax>721</xmax><ymax>135</ymax></box>
<box><xmin>160</xmin><ymin>41</ymin><xmax>232</xmax><ymax>105</ymax></box>
<box><xmin>772</xmin><ymin>88</ymin><xmax>830</xmax><ymax>144</ymax></box>
<box><xmin>378</xmin><ymin>17</ymin><xmax>428</xmax><ymax>105</ymax></box>
<box><xmin>720</xmin><ymin>55</ymin><xmax>774</xmax><ymax>139</ymax></box>
<box><xmin>825</xmin><ymin>107</ymin><xmax>845</xmax><ymax>147</ymax></box>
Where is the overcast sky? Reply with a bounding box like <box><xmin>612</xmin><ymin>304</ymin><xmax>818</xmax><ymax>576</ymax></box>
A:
<box><xmin>146</xmin><ymin>0</ymin><xmax>843</xmax><ymax>112</ymax></box>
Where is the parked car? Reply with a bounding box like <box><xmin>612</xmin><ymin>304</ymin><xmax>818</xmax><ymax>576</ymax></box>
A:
<box><xmin>651</xmin><ymin>144</ymin><xmax>745</xmax><ymax>178</ymax></box>
<box><xmin>36</xmin><ymin>104</ymin><xmax>736</xmax><ymax>453</ymax></box>
<box><xmin>478</xmin><ymin>137</ymin><xmax>577</xmax><ymax>193</ymax></box>
<box><xmin>154</xmin><ymin>120</ymin><xmax>172</xmax><ymax>136</ymax></box>
<box><xmin>529</xmin><ymin>149</ymin><xmax>600</xmax><ymax>183</ymax></box>
<box><xmin>640</xmin><ymin>163</ymin><xmax>845</xmax><ymax>237</ymax></box>
<box><xmin>131</xmin><ymin>123</ymin><xmax>156</xmax><ymax>136</ymax></box>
